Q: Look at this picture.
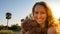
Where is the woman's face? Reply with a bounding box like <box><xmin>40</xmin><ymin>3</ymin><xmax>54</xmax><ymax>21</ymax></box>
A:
<box><xmin>33</xmin><ymin>5</ymin><xmax>47</xmax><ymax>24</ymax></box>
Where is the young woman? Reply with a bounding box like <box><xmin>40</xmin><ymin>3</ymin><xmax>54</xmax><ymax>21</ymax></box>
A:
<box><xmin>21</xmin><ymin>1</ymin><xmax>57</xmax><ymax>34</ymax></box>
<box><xmin>32</xmin><ymin>1</ymin><xmax>57</xmax><ymax>34</ymax></box>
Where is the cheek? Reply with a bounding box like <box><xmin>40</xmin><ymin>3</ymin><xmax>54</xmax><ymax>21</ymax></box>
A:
<box><xmin>42</xmin><ymin>14</ymin><xmax>47</xmax><ymax>21</ymax></box>
<box><xmin>33</xmin><ymin>14</ymin><xmax>38</xmax><ymax>20</ymax></box>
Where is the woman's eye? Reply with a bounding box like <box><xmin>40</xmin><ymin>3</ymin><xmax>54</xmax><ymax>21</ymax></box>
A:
<box><xmin>35</xmin><ymin>12</ymin><xmax>39</xmax><ymax>14</ymax></box>
<box><xmin>41</xmin><ymin>12</ymin><xmax>45</xmax><ymax>14</ymax></box>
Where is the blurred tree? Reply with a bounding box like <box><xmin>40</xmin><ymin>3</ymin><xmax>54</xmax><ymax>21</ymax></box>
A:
<box><xmin>26</xmin><ymin>16</ymin><xmax>29</xmax><ymax>19</ymax></box>
<box><xmin>29</xmin><ymin>13</ymin><xmax>34</xmax><ymax>20</ymax></box>
<box><xmin>0</xmin><ymin>26</ymin><xmax>4</xmax><ymax>30</ymax></box>
<box><xmin>0</xmin><ymin>25</ymin><xmax>7</xmax><ymax>30</ymax></box>
<box><xmin>10</xmin><ymin>24</ymin><xmax>21</xmax><ymax>31</ymax></box>
<box><xmin>21</xmin><ymin>19</ymin><xmax>24</xmax><ymax>22</ymax></box>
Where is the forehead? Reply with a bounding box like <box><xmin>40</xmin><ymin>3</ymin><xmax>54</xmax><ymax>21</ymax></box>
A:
<box><xmin>34</xmin><ymin>5</ymin><xmax>46</xmax><ymax>12</ymax></box>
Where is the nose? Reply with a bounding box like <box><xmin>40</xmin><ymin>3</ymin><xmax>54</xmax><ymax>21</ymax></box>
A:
<box><xmin>37</xmin><ymin>13</ymin><xmax>42</xmax><ymax>19</ymax></box>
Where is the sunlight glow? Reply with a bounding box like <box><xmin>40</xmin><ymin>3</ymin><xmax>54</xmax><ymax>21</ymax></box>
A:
<box><xmin>49</xmin><ymin>3</ymin><xmax>60</xmax><ymax>18</ymax></box>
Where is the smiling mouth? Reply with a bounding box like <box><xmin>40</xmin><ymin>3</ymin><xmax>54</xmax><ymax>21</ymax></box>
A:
<box><xmin>38</xmin><ymin>18</ymin><xmax>43</xmax><ymax>21</ymax></box>
<box><xmin>38</xmin><ymin>19</ymin><xmax>42</xmax><ymax>20</ymax></box>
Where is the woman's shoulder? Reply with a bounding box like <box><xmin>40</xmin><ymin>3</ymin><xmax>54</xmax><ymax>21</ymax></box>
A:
<box><xmin>47</xmin><ymin>26</ymin><xmax>57</xmax><ymax>34</ymax></box>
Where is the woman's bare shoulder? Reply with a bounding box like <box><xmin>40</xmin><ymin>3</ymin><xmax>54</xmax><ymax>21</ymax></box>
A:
<box><xmin>47</xmin><ymin>27</ymin><xmax>57</xmax><ymax>34</ymax></box>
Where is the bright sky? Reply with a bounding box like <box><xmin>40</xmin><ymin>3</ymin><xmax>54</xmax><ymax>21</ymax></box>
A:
<box><xmin>0</xmin><ymin>0</ymin><xmax>60</xmax><ymax>26</ymax></box>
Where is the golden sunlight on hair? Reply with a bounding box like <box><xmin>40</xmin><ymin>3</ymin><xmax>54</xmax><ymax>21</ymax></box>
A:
<box><xmin>46</xmin><ymin>2</ymin><xmax>60</xmax><ymax>34</ymax></box>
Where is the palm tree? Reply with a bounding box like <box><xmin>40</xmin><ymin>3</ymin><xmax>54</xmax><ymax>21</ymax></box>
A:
<box><xmin>6</xmin><ymin>12</ymin><xmax>12</xmax><ymax>29</ymax></box>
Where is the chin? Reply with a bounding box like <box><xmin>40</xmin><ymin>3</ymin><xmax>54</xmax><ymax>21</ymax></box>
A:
<box><xmin>38</xmin><ymin>21</ymin><xmax>44</xmax><ymax>24</ymax></box>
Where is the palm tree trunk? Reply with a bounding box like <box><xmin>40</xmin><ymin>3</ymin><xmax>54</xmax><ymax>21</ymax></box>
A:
<box><xmin>7</xmin><ymin>19</ymin><xmax>9</xmax><ymax>30</ymax></box>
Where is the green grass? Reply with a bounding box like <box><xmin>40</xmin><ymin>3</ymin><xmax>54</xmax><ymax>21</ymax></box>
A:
<box><xmin>0</xmin><ymin>30</ymin><xmax>15</xmax><ymax>34</ymax></box>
